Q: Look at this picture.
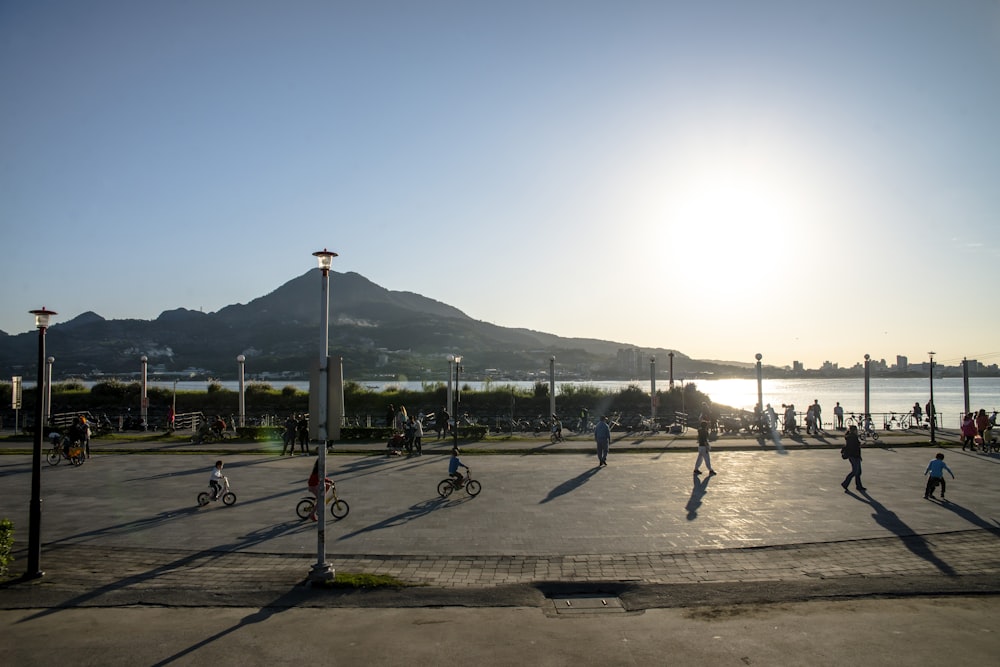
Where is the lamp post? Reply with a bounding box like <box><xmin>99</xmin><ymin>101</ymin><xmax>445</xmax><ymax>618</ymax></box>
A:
<box><xmin>668</xmin><ymin>351</ymin><xmax>674</xmax><ymax>389</ymax></box>
<box><xmin>446</xmin><ymin>355</ymin><xmax>455</xmax><ymax>424</ymax></box>
<box><xmin>962</xmin><ymin>357</ymin><xmax>970</xmax><ymax>416</ymax></box>
<box><xmin>928</xmin><ymin>351</ymin><xmax>936</xmax><ymax>445</ymax></box>
<box><xmin>863</xmin><ymin>354</ymin><xmax>871</xmax><ymax>432</ymax></box>
<box><xmin>453</xmin><ymin>355</ymin><xmax>463</xmax><ymax>449</ymax></box>
<box><xmin>27</xmin><ymin>307</ymin><xmax>56</xmax><ymax>579</ymax></box>
<box><xmin>649</xmin><ymin>356</ymin><xmax>656</xmax><ymax>420</ymax></box>
<box><xmin>140</xmin><ymin>355</ymin><xmax>148</xmax><ymax>430</ymax></box>
<box><xmin>549</xmin><ymin>356</ymin><xmax>556</xmax><ymax>420</ymax></box>
<box><xmin>44</xmin><ymin>356</ymin><xmax>54</xmax><ymax>429</ymax></box>
<box><xmin>171</xmin><ymin>379</ymin><xmax>178</xmax><ymax>432</ymax></box>
<box><xmin>755</xmin><ymin>354</ymin><xmax>763</xmax><ymax>416</ymax></box>
<box><xmin>310</xmin><ymin>248</ymin><xmax>337</xmax><ymax>583</ymax></box>
<box><xmin>237</xmin><ymin>354</ymin><xmax>246</xmax><ymax>428</ymax></box>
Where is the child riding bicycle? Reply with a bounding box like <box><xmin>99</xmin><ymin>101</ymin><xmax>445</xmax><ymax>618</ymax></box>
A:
<box><xmin>448</xmin><ymin>447</ymin><xmax>468</xmax><ymax>487</ymax></box>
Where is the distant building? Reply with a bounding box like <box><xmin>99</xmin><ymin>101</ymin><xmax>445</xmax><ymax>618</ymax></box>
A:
<box><xmin>896</xmin><ymin>355</ymin><xmax>908</xmax><ymax>372</ymax></box>
<box><xmin>792</xmin><ymin>361</ymin><xmax>804</xmax><ymax>373</ymax></box>
<box><xmin>617</xmin><ymin>348</ymin><xmax>644</xmax><ymax>377</ymax></box>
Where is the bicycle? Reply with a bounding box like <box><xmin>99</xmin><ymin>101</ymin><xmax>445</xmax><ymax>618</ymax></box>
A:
<box><xmin>296</xmin><ymin>479</ymin><xmax>349</xmax><ymax>520</ymax></box>
<box><xmin>437</xmin><ymin>468</ymin><xmax>482</xmax><ymax>498</ymax></box>
<box><xmin>46</xmin><ymin>437</ymin><xmax>85</xmax><ymax>467</ymax></box>
<box><xmin>197</xmin><ymin>476</ymin><xmax>236</xmax><ymax>506</ymax></box>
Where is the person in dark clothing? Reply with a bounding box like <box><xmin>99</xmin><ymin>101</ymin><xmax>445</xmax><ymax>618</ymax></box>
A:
<box><xmin>840</xmin><ymin>425</ymin><xmax>866</xmax><ymax>492</ymax></box>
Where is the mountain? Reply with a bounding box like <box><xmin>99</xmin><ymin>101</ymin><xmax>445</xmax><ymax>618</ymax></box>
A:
<box><xmin>0</xmin><ymin>270</ymin><xmax>736</xmax><ymax>382</ymax></box>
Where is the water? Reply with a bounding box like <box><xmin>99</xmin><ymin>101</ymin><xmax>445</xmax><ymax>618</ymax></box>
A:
<box><xmin>129</xmin><ymin>377</ymin><xmax>1000</xmax><ymax>427</ymax></box>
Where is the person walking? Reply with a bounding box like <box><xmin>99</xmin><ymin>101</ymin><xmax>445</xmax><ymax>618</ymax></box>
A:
<box><xmin>924</xmin><ymin>452</ymin><xmax>954</xmax><ymax>500</ymax></box>
<box><xmin>694</xmin><ymin>420</ymin><xmax>716</xmax><ymax>476</ymax></box>
<box><xmin>840</xmin><ymin>425</ymin><xmax>866</xmax><ymax>492</ymax></box>
<box><xmin>594</xmin><ymin>415</ymin><xmax>611</xmax><ymax>466</ymax></box>
<box><xmin>411</xmin><ymin>414</ymin><xmax>424</xmax><ymax>455</ymax></box>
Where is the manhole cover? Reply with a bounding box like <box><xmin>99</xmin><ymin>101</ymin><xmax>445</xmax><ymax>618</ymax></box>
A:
<box><xmin>550</xmin><ymin>594</ymin><xmax>625</xmax><ymax>615</ymax></box>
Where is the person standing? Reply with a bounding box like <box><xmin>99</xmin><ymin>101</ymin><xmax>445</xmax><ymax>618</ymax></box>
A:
<box><xmin>594</xmin><ymin>415</ymin><xmax>611</xmax><ymax>466</ymax></box>
<box><xmin>833</xmin><ymin>402</ymin><xmax>844</xmax><ymax>430</ymax></box>
<box><xmin>296</xmin><ymin>415</ymin><xmax>309</xmax><ymax>454</ymax></box>
<box><xmin>912</xmin><ymin>402</ymin><xmax>923</xmax><ymax>426</ymax></box>
<box><xmin>840</xmin><ymin>425</ymin><xmax>866</xmax><ymax>492</ymax></box>
<box><xmin>385</xmin><ymin>404</ymin><xmax>396</xmax><ymax>432</ymax></box>
<box><xmin>924</xmin><ymin>452</ymin><xmax>954</xmax><ymax>500</ymax></box>
<box><xmin>812</xmin><ymin>400</ymin><xmax>823</xmax><ymax>432</ymax></box>
<box><xmin>437</xmin><ymin>407</ymin><xmax>450</xmax><ymax>439</ymax></box>
<box><xmin>694</xmin><ymin>420</ymin><xmax>716</xmax><ymax>476</ymax></box>
<box><xmin>975</xmin><ymin>409</ymin><xmax>990</xmax><ymax>445</ymax></box>
<box><xmin>411</xmin><ymin>414</ymin><xmax>424</xmax><ymax>455</ymax></box>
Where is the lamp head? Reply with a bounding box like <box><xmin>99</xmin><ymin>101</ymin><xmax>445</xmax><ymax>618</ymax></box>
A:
<box><xmin>755</xmin><ymin>353</ymin><xmax>762</xmax><ymax>361</ymax></box>
<box><xmin>237</xmin><ymin>354</ymin><xmax>246</xmax><ymax>363</ymax></box>
<box><xmin>313</xmin><ymin>248</ymin><xmax>338</xmax><ymax>271</ymax></box>
<box><xmin>29</xmin><ymin>307</ymin><xmax>57</xmax><ymax>329</ymax></box>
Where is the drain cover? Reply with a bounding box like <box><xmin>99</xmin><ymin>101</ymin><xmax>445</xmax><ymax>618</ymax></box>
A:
<box><xmin>550</xmin><ymin>594</ymin><xmax>626</xmax><ymax>615</ymax></box>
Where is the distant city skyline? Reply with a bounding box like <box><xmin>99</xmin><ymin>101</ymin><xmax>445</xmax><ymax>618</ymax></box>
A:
<box><xmin>2</xmin><ymin>2</ymin><xmax>998</xmax><ymax>370</ymax></box>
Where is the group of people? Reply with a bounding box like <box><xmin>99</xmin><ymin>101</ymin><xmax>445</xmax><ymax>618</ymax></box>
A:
<box><xmin>47</xmin><ymin>414</ymin><xmax>92</xmax><ymax>460</ymax></box>
<box><xmin>960</xmin><ymin>408</ymin><xmax>996</xmax><ymax>451</ymax></box>
<box><xmin>839</xmin><ymin>423</ymin><xmax>957</xmax><ymax>501</ymax></box>
<box><xmin>282</xmin><ymin>414</ymin><xmax>309</xmax><ymax>455</ymax></box>
<box><xmin>384</xmin><ymin>404</ymin><xmax>432</xmax><ymax>456</ymax></box>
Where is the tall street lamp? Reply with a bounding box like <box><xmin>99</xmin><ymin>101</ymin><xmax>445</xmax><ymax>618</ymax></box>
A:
<box><xmin>310</xmin><ymin>248</ymin><xmax>337</xmax><ymax>584</ymax></box>
<box><xmin>453</xmin><ymin>355</ymin><xmax>463</xmax><ymax>449</ymax></box>
<box><xmin>237</xmin><ymin>354</ymin><xmax>246</xmax><ymax>428</ymax></box>
<box><xmin>27</xmin><ymin>307</ymin><xmax>56</xmax><ymax>579</ymax></box>
<box><xmin>549</xmin><ymin>356</ymin><xmax>556</xmax><ymax>420</ymax></box>
<box><xmin>446</xmin><ymin>355</ymin><xmax>455</xmax><ymax>423</ymax></box>
<box><xmin>863</xmin><ymin>354</ymin><xmax>871</xmax><ymax>431</ymax></box>
<box><xmin>755</xmin><ymin>354</ymin><xmax>763</xmax><ymax>416</ymax></box>
<box><xmin>928</xmin><ymin>351</ymin><xmax>936</xmax><ymax>445</ymax></box>
<box><xmin>668</xmin><ymin>351</ymin><xmax>674</xmax><ymax>390</ymax></box>
<box><xmin>44</xmin><ymin>356</ymin><xmax>54</xmax><ymax>428</ymax></box>
<box><xmin>649</xmin><ymin>356</ymin><xmax>656</xmax><ymax>420</ymax></box>
<box><xmin>140</xmin><ymin>355</ymin><xmax>148</xmax><ymax>429</ymax></box>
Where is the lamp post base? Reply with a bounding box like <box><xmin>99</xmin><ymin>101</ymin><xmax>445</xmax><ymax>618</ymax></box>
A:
<box><xmin>308</xmin><ymin>562</ymin><xmax>335</xmax><ymax>585</ymax></box>
<box><xmin>23</xmin><ymin>570</ymin><xmax>44</xmax><ymax>581</ymax></box>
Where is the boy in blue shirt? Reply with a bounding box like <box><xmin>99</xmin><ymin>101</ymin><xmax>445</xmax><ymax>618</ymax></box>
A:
<box><xmin>924</xmin><ymin>452</ymin><xmax>955</xmax><ymax>500</ymax></box>
<box><xmin>448</xmin><ymin>447</ymin><xmax>468</xmax><ymax>487</ymax></box>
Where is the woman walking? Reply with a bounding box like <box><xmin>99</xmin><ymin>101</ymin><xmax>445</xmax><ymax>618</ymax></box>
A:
<box><xmin>840</xmin><ymin>425</ymin><xmax>866</xmax><ymax>492</ymax></box>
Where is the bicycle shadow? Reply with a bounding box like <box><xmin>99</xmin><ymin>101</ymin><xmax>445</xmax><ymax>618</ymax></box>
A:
<box><xmin>336</xmin><ymin>497</ymin><xmax>458</xmax><ymax>541</ymax></box>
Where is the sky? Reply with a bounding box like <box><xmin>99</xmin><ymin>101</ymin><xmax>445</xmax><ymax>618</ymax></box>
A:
<box><xmin>2</xmin><ymin>1</ymin><xmax>999</xmax><ymax>371</ymax></box>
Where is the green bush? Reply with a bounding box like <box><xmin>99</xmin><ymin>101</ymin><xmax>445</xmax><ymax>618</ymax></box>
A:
<box><xmin>0</xmin><ymin>518</ymin><xmax>13</xmax><ymax>579</ymax></box>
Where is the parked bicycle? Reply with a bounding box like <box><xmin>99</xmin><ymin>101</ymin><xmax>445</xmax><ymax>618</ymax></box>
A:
<box><xmin>437</xmin><ymin>468</ymin><xmax>482</xmax><ymax>498</ymax></box>
<box><xmin>296</xmin><ymin>479</ymin><xmax>350</xmax><ymax>520</ymax></box>
<box><xmin>197</xmin><ymin>476</ymin><xmax>236</xmax><ymax>506</ymax></box>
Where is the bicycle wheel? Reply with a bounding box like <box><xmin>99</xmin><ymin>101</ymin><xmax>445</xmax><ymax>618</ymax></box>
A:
<box><xmin>197</xmin><ymin>492</ymin><xmax>211</xmax><ymax>506</ymax></box>
<box><xmin>70</xmin><ymin>453</ymin><xmax>85</xmax><ymax>467</ymax></box>
<box><xmin>222</xmin><ymin>492</ymin><xmax>236</xmax><ymax>506</ymax></box>
<box><xmin>437</xmin><ymin>479</ymin><xmax>454</xmax><ymax>498</ymax></box>
<box><xmin>296</xmin><ymin>498</ymin><xmax>315</xmax><ymax>520</ymax></box>
<box><xmin>47</xmin><ymin>449</ymin><xmax>61</xmax><ymax>466</ymax></box>
<box><xmin>465</xmin><ymin>480</ymin><xmax>482</xmax><ymax>497</ymax></box>
<box><xmin>330</xmin><ymin>499</ymin><xmax>349</xmax><ymax>519</ymax></box>
<box><xmin>870</xmin><ymin>431</ymin><xmax>880</xmax><ymax>441</ymax></box>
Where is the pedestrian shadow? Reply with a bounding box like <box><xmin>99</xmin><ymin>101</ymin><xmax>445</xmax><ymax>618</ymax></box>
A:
<box><xmin>926</xmin><ymin>498</ymin><xmax>1000</xmax><ymax>536</ymax></box>
<box><xmin>846</xmin><ymin>490</ymin><xmax>957</xmax><ymax>575</ymax></box>
<box><xmin>685</xmin><ymin>473</ymin><xmax>712</xmax><ymax>521</ymax></box>
<box><xmin>539</xmin><ymin>467</ymin><xmax>600</xmax><ymax>504</ymax></box>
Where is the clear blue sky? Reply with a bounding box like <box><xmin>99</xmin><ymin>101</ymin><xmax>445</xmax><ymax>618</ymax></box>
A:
<box><xmin>2</xmin><ymin>1</ymin><xmax>998</xmax><ymax>370</ymax></box>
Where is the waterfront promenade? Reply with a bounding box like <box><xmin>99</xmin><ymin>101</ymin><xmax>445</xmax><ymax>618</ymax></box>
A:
<box><xmin>2</xmin><ymin>427</ymin><xmax>999</xmax><ymax>665</ymax></box>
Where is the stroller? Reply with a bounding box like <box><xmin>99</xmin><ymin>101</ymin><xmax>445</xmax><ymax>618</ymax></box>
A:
<box><xmin>386</xmin><ymin>433</ymin><xmax>407</xmax><ymax>457</ymax></box>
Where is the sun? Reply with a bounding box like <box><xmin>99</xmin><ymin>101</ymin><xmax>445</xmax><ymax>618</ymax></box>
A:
<box><xmin>660</xmin><ymin>163</ymin><xmax>803</xmax><ymax>287</ymax></box>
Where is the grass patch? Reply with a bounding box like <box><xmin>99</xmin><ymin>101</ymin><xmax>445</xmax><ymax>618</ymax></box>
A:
<box><xmin>312</xmin><ymin>572</ymin><xmax>414</xmax><ymax>589</ymax></box>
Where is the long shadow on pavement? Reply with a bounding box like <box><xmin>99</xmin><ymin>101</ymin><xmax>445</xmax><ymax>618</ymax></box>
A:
<box><xmin>847</xmin><ymin>489</ymin><xmax>957</xmax><ymax>575</ymax></box>
<box><xmin>685</xmin><ymin>472</ymin><xmax>712</xmax><ymax>521</ymax></box>
<box><xmin>540</xmin><ymin>467</ymin><xmax>600</xmax><ymax>504</ymax></box>
<box><xmin>336</xmin><ymin>496</ymin><xmax>463</xmax><ymax>541</ymax></box>
<box><xmin>14</xmin><ymin>520</ymin><xmax>306</xmax><ymax>624</ymax></box>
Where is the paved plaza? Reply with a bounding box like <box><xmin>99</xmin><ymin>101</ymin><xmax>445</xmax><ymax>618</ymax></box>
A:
<box><xmin>2</xmin><ymin>432</ymin><xmax>999</xmax><ymax>665</ymax></box>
